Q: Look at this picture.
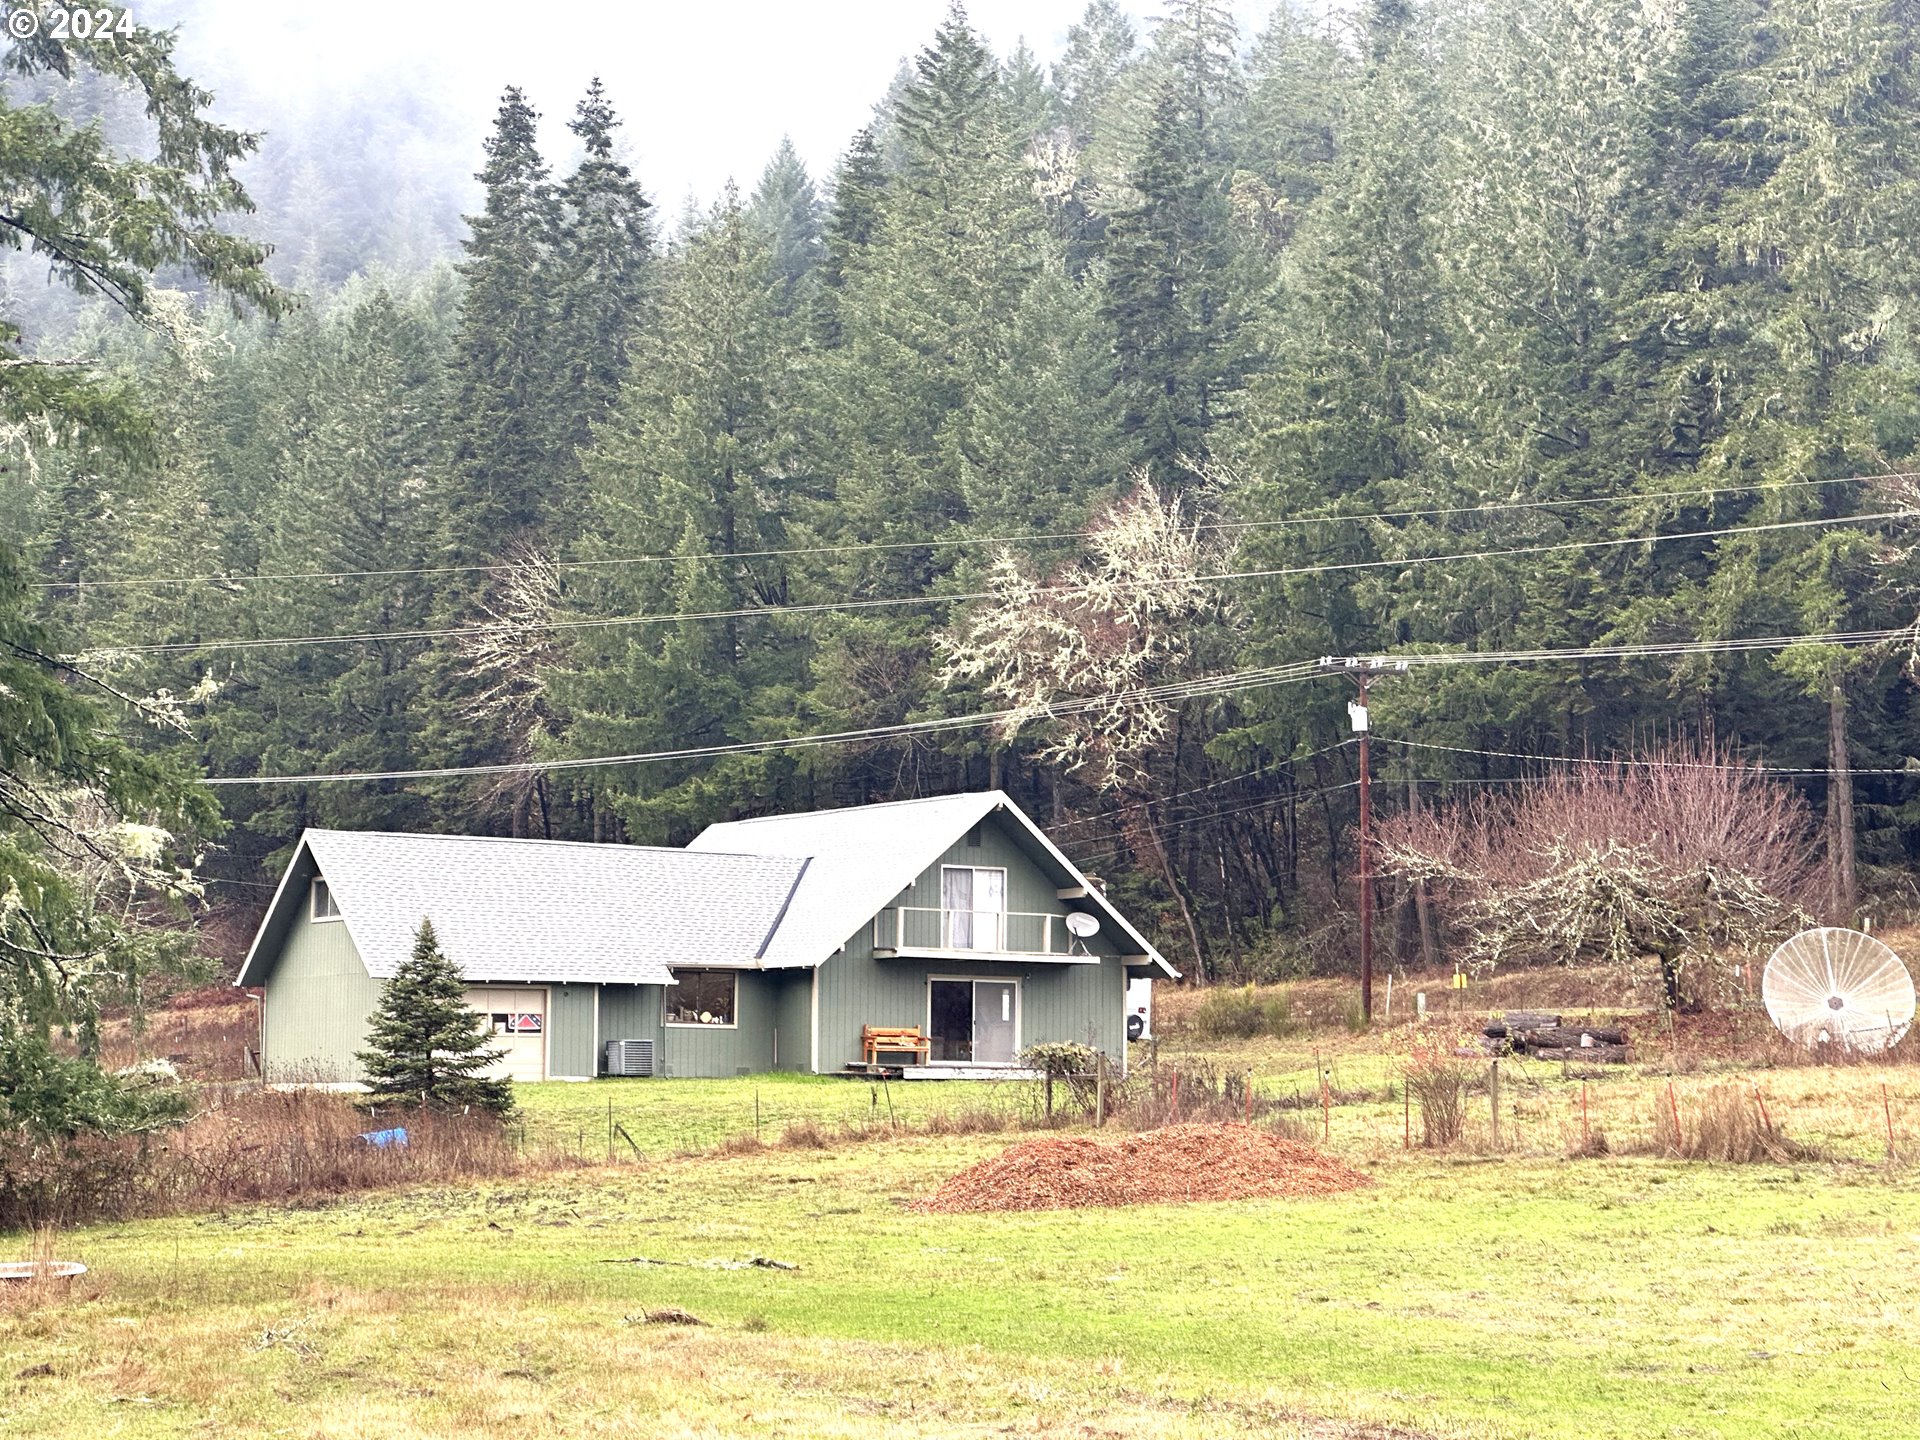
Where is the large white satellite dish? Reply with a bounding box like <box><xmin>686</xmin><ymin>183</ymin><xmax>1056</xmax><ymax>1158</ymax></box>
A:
<box><xmin>1763</xmin><ymin>927</ymin><xmax>1915</xmax><ymax>1053</ymax></box>
<box><xmin>1064</xmin><ymin>912</ymin><xmax>1101</xmax><ymax>939</ymax></box>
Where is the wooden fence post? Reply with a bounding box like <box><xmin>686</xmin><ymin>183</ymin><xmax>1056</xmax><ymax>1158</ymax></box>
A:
<box><xmin>1488</xmin><ymin>1060</ymin><xmax>1501</xmax><ymax>1150</ymax></box>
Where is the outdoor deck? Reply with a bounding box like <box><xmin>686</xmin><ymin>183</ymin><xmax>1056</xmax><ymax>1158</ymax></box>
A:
<box><xmin>840</xmin><ymin>1062</ymin><xmax>1039</xmax><ymax>1082</ymax></box>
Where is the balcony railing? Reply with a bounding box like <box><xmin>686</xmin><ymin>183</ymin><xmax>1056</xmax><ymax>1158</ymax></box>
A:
<box><xmin>874</xmin><ymin>906</ymin><xmax>1079</xmax><ymax>957</ymax></box>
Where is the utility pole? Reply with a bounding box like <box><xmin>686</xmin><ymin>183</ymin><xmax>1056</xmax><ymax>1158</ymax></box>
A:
<box><xmin>1354</xmin><ymin>673</ymin><xmax>1373</xmax><ymax>1024</ymax></box>
<box><xmin>1319</xmin><ymin>656</ymin><xmax>1409</xmax><ymax>1025</ymax></box>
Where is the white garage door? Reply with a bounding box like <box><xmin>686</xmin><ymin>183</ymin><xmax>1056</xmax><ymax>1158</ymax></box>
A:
<box><xmin>465</xmin><ymin>987</ymin><xmax>548</xmax><ymax>1083</ymax></box>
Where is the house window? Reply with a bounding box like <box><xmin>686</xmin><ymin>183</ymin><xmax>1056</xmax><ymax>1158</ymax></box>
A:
<box><xmin>665</xmin><ymin>970</ymin><xmax>737</xmax><ymax>1027</ymax></box>
<box><xmin>310</xmin><ymin>878</ymin><xmax>341</xmax><ymax>921</ymax></box>
<box><xmin>941</xmin><ymin>865</ymin><xmax>1006</xmax><ymax>950</ymax></box>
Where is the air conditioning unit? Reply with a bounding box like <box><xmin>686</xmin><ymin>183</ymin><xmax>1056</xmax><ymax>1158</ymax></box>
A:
<box><xmin>605</xmin><ymin>1039</ymin><xmax>655</xmax><ymax>1077</ymax></box>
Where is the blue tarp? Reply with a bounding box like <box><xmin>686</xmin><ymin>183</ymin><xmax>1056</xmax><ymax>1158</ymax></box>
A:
<box><xmin>357</xmin><ymin>1127</ymin><xmax>408</xmax><ymax>1148</ymax></box>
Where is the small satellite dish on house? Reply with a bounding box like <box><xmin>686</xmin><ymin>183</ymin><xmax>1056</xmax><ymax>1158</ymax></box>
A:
<box><xmin>1065</xmin><ymin>912</ymin><xmax>1101</xmax><ymax>939</ymax></box>
<box><xmin>1763</xmin><ymin>927</ymin><xmax>1915</xmax><ymax>1053</ymax></box>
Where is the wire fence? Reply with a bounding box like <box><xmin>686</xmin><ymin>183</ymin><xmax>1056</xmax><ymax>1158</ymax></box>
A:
<box><xmin>499</xmin><ymin>1052</ymin><xmax>1917</xmax><ymax>1170</ymax></box>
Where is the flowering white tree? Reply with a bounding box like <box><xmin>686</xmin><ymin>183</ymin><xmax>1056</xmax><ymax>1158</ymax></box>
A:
<box><xmin>939</xmin><ymin>478</ymin><xmax>1239</xmax><ymax>971</ymax></box>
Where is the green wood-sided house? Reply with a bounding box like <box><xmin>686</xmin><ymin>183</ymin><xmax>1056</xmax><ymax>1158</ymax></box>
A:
<box><xmin>236</xmin><ymin>792</ymin><xmax>1176</xmax><ymax>1083</ymax></box>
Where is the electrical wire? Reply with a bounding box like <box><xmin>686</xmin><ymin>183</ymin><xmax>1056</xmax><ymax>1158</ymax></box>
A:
<box><xmin>201</xmin><ymin>659</ymin><xmax>1333</xmax><ymax>787</ymax></box>
<box><xmin>1333</xmin><ymin>626</ymin><xmax>1913</xmax><ymax>671</ymax></box>
<box><xmin>1068</xmin><ymin>781</ymin><xmax>1362</xmax><ymax>871</ymax></box>
<box><xmin>1048</xmin><ymin>737</ymin><xmax>1359</xmax><ymax>837</ymax></box>
<box><xmin>34</xmin><ymin>471</ymin><xmax>1902</xmax><ymax>593</ymax></box>
<box><xmin>89</xmin><ymin>509</ymin><xmax>1917</xmax><ymax>658</ymax></box>
<box><xmin>196</xmin><ymin>626</ymin><xmax>1909</xmax><ymax>787</ymax></box>
<box><xmin>1380</xmin><ymin>735</ymin><xmax>1920</xmax><ymax>779</ymax></box>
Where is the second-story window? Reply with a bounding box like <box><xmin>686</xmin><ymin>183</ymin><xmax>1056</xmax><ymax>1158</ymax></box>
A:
<box><xmin>311</xmin><ymin>877</ymin><xmax>341</xmax><ymax>921</ymax></box>
<box><xmin>941</xmin><ymin>865</ymin><xmax>1006</xmax><ymax>950</ymax></box>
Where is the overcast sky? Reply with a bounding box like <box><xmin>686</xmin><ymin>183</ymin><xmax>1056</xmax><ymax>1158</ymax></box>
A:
<box><xmin>146</xmin><ymin>0</ymin><xmax>1292</xmax><ymax>209</ymax></box>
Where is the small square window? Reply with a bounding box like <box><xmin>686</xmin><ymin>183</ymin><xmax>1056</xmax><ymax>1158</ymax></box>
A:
<box><xmin>665</xmin><ymin>970</ymin><xmax>737</xmax><ymax>1027</ymax></box>
<box><xmin>311</xmin><ymin>878</ymin><xmax>341</xmax><ymax>921</ymax></box>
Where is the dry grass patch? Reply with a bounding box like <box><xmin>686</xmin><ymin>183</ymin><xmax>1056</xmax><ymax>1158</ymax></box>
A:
<box><xmin>1</xmin><ymin>1088</ymin><xmax>552</xmax><ymax>1228</ymax></box>
<box><xmin>1</xmin><ymin>1281</ymin><xmax>1451</xmax><ymax>1439</ymax></box>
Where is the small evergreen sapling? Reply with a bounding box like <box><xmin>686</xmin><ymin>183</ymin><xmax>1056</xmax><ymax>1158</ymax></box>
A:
<box><xmin>357</xmin><ymin>919</ymin><xmax>513</xmax><ymax>1114</ymax></box>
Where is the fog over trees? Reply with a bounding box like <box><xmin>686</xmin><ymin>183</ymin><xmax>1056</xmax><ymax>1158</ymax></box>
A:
<box><xmin>7</xmin><ymin>0</ymin><xmax>1920</xmax><ymax>981</ymax></box>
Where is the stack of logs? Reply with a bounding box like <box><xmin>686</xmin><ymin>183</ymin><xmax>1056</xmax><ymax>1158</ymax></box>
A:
<box><xmin>1482</xmin><ymin>1011</ymin><xmax>1628</xmax><ymax>1064</ymax></box>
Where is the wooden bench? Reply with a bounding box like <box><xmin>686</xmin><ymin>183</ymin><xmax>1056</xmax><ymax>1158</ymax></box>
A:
<box><xmin>863</xmin><ymin>1025</ymin><xmax>932</xmax><ymax>1066</ymax></box>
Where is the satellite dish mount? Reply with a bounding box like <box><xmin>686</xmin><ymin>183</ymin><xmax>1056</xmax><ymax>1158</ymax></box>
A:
<box><xmin>1063</xmin><ymin>910</ymin><xmax>1100</xmax><ymax>955</ymax></box>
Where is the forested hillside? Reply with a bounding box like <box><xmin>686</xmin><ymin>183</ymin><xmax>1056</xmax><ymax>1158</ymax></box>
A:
<box><xmin>8</xmin><ymin>0</ymin><xmax>1920</xmax><ymax>981</ymax></box>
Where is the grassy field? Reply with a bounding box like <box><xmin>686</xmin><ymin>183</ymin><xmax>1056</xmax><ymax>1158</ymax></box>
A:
<box><xmin>5</xmin><ymin>1135</ymin><xmax>1918</xmax><ymax>1438</ymax></box>
<box><xmin>10</xmin><ymin>976</ymin><xmax>1920</xmax><ymax>1438</ymax></box>
<box><xmin>511</xmin><ymin>1073</ymin><xmax>1031</xmax><ymax>1156</ymax></box>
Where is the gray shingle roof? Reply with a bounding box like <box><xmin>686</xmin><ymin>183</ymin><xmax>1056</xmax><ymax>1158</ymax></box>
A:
<box><xmin>239</xmin><ymin>792</ymin><xmax>1175</xmax><ymax>989</ymax></box>
<box><xmin>689</xmin><ymin>792</ymin><xmax>1002</xmax><ymax>969</ymax></box>
<box><xmin>288</xmin><ymin>831</ymin><xmax>806</xmax><ymax>986</ymax></box>
<box><xmin>689</xmin><ymin>790</ymin><xmax>1175</xmax><ymax>976</ymax></box>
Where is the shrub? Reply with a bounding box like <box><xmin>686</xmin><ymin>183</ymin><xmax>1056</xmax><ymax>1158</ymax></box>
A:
<box><xmin>1378</xmin><ymin>735</ymin><xmax>1819</xmax><ymax>1009</ymax></box>
<box><xmin>0</xmin><ymin>1029</ymin><xmax>191</xmax><ymax>1139</ymax></box>
<box><xmin>777</xmin><ymin>1118</ymin><xmax>830</xmax><ymax>1149</ymax></box>
<box><xmin>1404</xmin><ymin>1038</ymin><xmax>1476</xmax><ymax>1148</ymax></box>
<box><xmin>1192</xmin><ymin>986</ymin><xmax>1297</xmax><ymax>1040</ymax></box>
<box><xmin>1019</xmin><ymin>1041</ymin><xmax>1103</xmax><ymax>1116</ymax></box>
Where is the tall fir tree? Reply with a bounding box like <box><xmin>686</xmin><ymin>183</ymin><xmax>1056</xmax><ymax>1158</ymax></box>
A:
<box><xmin>548</xmin><ymin>78</ymin><xmax>654</xmax><ymax>521</ymax></box>
<box><xmin>558</xmin><ymin>190</ymin><xmax>807</xmax><ymax>837</ymax></box>
<box><xmin>444</xmin><ymin>87</ymin><xmax>558</xmax><ymax>556</ymax></box>
<box><xmin>813</xmin><ymin>127</ymin><xmax>887</xmax><ymax>345</ymax></box>
<box><xmin>1102</xmin><ymin>0</ymin><xmax>1245</xmax><ymax>481</ymax></box>
<box><xmin>747</xmin><ymin>136</ymin><xmax>823</xmax><ymax>315</ymax></box>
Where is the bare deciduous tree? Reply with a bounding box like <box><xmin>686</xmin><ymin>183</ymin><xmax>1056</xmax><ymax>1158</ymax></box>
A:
<box><xmin>448</xmin><ymin>543</ymin><xmax>563</xmax><ymax>834</ymax></box>
<box><xmin>1378</xmin><ymin>736</ymin><xmax>1820</xmax><ymax>1010</ymax></box>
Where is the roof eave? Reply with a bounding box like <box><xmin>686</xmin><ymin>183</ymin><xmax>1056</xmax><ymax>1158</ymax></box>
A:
<box><xmin>986</xmin><ymin>794</ymin><xmax>1181</xmax><ymax>980</ymax></box>
<box><xmin>233</xmin><ymin>833</ymin><xmax>317</xmax><ymax>988</ymax></box>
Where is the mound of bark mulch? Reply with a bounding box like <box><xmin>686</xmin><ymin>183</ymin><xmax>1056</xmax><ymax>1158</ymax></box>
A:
<box><xmin>914</xmin><ymin>1123</ymin><xmax>1371</xmax><ymax>1214</ymax></box>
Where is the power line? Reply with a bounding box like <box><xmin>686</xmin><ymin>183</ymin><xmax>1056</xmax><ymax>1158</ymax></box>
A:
<box><xmin>202</xmin><ymin>659</ymin><xmax>1332</xmax><ymax>787</ymax></box>
<box><xmin>1382</xmin><ymin>735</ymin><xmax>1920</xmax><ymax>780</ymax></box>
<box><xmin>1049</xmin><ymin>737</ymin><xmax>1360</xmax><ymax>837</ymax></box>
<box><xmin>89</xmin><ymin>509</ymin><xmax>1916</xmax><ymax>659</ymax></box>
<box><xmin>33</xmin><ymin>471</ymin><xmax>1896</xmax><ymax>593</ymax></box>
<box><xmin>1070</xmin><ymin>781</ymin><xmax>1363</xmax><ymax>872</ymax></box>
<box><xmin>195</xmin><ymin>626</ymin><xmax>1909</xmax><ymax>788</ymax></box>
<box><xmin>1335</xmin><ymin>626</ymin><xmax>1913</xmax><ymax>671</ymax></box>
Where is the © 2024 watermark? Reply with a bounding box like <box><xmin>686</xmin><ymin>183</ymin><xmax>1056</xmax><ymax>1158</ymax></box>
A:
<box><xmin>6</xmin><ymin>4</ymin><xmax>137</xmax><ymax>41</ymax></box>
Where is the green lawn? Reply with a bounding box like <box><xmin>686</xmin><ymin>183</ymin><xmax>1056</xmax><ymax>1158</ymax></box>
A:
<box><xmin>510</xmin><ymin>1072</ymin><xmax>1035</xmax><ymax>1156</ymax></box>
<box><xmin>6</xmin><ymin>1127</ymin><xmax>1918</xmax><ymax>1438</ymax></box>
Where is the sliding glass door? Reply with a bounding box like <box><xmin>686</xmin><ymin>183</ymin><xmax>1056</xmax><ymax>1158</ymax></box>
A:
<box><xmin>927</xmin><ymin>979</ymin><xmax>1018</xmax><ymax>1065</ymax></box>
<box><xmin>972</xmin><ymin>981</ymin><xmax>1016</xmax><ymax>1064</ymax></box>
